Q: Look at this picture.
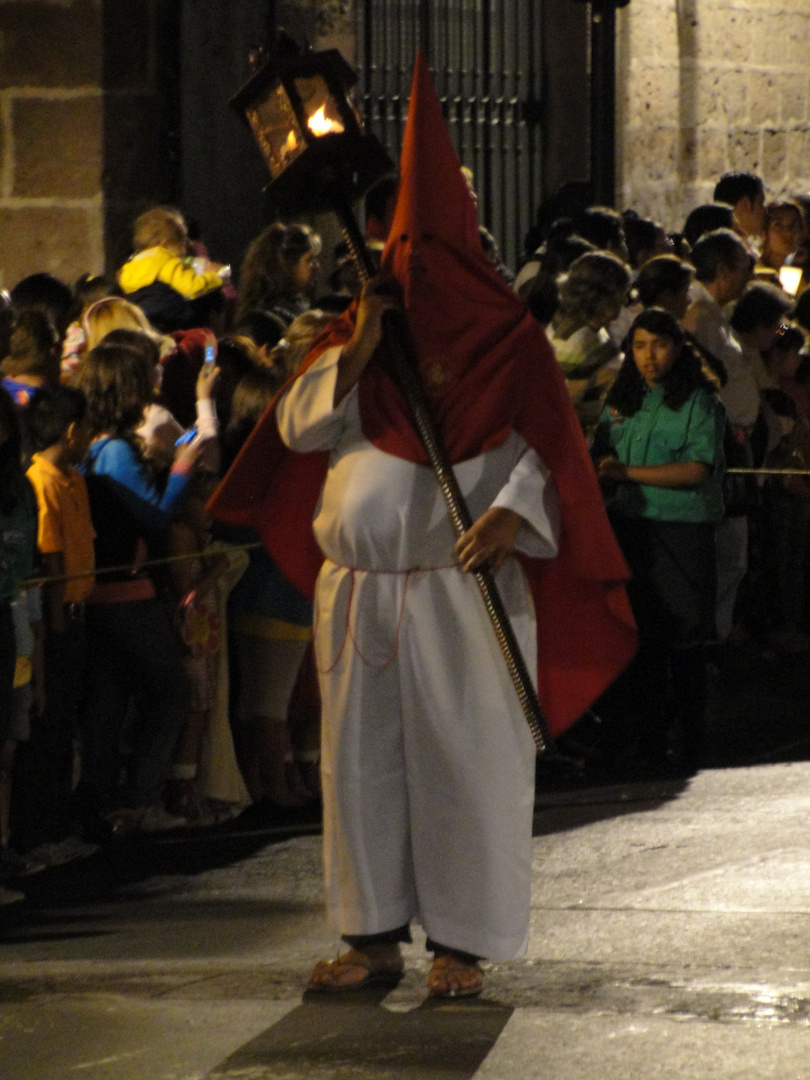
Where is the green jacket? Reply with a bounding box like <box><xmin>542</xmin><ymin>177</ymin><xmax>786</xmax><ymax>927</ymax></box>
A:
<box><xmin>596</xmin><ymin>384</ymin><xmax>726</xmax><ymax>523</ymax></box>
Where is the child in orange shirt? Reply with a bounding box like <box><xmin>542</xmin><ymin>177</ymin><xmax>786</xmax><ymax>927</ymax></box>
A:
<box><xmin>25</xmin><ymin>387</ymin><xmax>95</xmax><ymax>845</ymax></box>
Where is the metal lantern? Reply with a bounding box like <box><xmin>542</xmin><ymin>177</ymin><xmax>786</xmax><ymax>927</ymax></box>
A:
<box><xmin>230</xmin><ymin>44</ymin><xmax>394</xmax><ymax>214</ymax></box>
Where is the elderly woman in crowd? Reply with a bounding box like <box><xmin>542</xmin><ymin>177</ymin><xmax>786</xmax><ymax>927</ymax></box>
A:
<box><xmin>547</xmin><ymin>250</ymin><xmax>631</xmax><ymax>439</ymax></box>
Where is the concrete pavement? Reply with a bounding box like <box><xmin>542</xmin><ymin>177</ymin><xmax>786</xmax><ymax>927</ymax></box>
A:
<box><xmin>2</xmin><ymin>763</ymin><xmax>810</xmax><ymax>1078</ymax></box>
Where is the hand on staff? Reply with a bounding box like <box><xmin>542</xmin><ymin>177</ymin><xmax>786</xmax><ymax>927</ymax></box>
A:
<box><xmin>334</xmin><ymin>275</ymin><xmax>403</xmax><ymax>406</ymax></box>
<box><xmin>455</xmin><ymin>507</ymin><xmax>522</xmax><ymax>572</ymax></box>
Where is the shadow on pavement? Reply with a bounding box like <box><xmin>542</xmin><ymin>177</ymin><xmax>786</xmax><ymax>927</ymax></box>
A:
<box><xmin>207</xmin><ymin>989</ymin><xmax>513</xmax><ymax>1080</ymax></box>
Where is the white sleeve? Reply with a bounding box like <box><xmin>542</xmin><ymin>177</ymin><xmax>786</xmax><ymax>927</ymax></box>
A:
<box><xmin>276</xmin><ymin>346</ymin><xmax>354</xmax><ymax>453</ymax></box>
<box><xmin>195</xmin><ymin>396</ymin><xmax>219</xmax><ymax>440</ymax></box>
<box><xmin>492</xmin><ymin>447</ymin><xmax>561</xmax><ymax>559</ymax></box>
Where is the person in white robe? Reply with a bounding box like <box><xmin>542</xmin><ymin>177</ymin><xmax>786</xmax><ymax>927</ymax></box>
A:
<box><xmin>276</xmin><ymin>281</ymin><xmax>561</xmax><ymax>997</ymax></box>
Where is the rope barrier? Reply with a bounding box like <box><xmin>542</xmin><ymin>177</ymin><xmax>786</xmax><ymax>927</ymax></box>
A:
<box><xmin>20</xmin><ymin>541</ymin><xmax>263</xmax><ymax>590</ymax></box>
<box><xmin>14</xmin><ymin>468</ymin><xmax>810</xmax><ymax>590</ymax></box>
<box><xmin>727</xmin><ymin>467</ymin><xmax>810</xmax><ymax>476</ymax></box>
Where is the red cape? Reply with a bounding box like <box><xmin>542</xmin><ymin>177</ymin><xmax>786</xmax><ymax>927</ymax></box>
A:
<box><xmin>209</xmin><ymin>53</ymin><xmax>636</xmax><ymax>735</ymax></box>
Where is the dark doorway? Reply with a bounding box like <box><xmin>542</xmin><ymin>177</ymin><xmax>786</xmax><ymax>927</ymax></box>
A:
<box><xmin>178</xmin><ymin>0</ymin><xmax>277</xmax><ymax>271</ymax></box>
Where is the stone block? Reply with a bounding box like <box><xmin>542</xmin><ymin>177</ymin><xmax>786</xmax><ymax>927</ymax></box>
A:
<box><xmin>625</xmin><ymin>62</ymin><xmax>680</xmax><ymax>128</ymax></box>
<box><xmin>785</xmin><ymin>127</ymin><xmax>810</xmax><ymax>186</ymax></box>
<box><xmin>747</xmin><ymin>70</ymin><xmax>779</xmax><ymax>126</ymax></box>
<box><xmin>12</xmin><ymin>96</ymin><xmax>103</xmax><ymax>199</ymax></box>
<box><xmin>665</xmin><ymin>186</ymin><xmax>693</xmax><ymax>228</ymax></box>
<box><xmin>727</xmin><ymin>128</ymin><xmax>761</xmax><ymax>172</ymax></box>
<box><xmin>748</xmin><ymin>10</ymin><xmax>795</xmax><ymax>67</ymax></box>
<box><xmin>0</xmin><ymin>206</ymin><xmax>103</xmax><ymax>289</ymax></box>
<box><xmin>617</xmin><ymin>174</ymin><xmax>661</xmax><ymax>221</ymax></box>
<box><xmin>781</xmin><ymin>73</ymin><xmax>807</xmax><ymax>125</ymax></box>
<box><xmin>784</xmin><ymin>12</ymin><xmax>810</xmax><ymax>66</ymax></box>
<box><xmin>696</xmin><ymin>126</ymin><xmax>728</xmax><ymax>182</ymax></box>
<box><xmin>623</xmin><ymin>124</ymin><xmax>678</xmax><ymax>186</ymax></box>
<box><xmin>697</xmin><ymin>6</ymin><xmax>752</xmax><ymax>67</ymax></box>
<box><xmin>762</xmin><ymin>128</ymin><xmax>789</xmax><ymax>184</ymax></box>
<box><xmin>0</xmin><ymin>0</ymin><xmax>101</xmax><ymax>89</ymax></box>
<box><xmin>628</xmin><ymin>3</ymin><xmax>679</xmax><ymax>66</ymax></box>
<box><xmin>698</xmin><ymin>68</ymin><xmax>748</xmax><ymax>126</ymax></box>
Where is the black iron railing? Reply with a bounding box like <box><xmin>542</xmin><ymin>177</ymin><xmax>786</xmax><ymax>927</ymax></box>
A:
<box><xmin>359</xmin><ymin>0</ymin><xmax>543</xmax><ymax>271</ymax></box>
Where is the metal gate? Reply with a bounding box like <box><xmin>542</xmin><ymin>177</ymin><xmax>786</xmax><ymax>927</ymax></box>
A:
<box><xmin>358</xmin><ymin>0</ymin><xmax>543</xmax><ymax>271</ymax></box>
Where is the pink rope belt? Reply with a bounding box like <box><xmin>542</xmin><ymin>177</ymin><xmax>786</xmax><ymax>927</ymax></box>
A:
<box><xmin>314</xmin><ymin>559</ymin><xmax>458</xmax><ymax>672</ymax></box>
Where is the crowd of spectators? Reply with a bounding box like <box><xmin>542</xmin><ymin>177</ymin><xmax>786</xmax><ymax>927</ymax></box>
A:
<box><xmin>2</xmin><ymin>168</ymin><xmax>810</xmax><ymax>902</ymax></box>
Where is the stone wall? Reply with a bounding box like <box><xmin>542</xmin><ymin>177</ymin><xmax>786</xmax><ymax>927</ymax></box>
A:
<box><xmin>0</xmin><ymin>0</ymin><xmax>103</xmax><ymax>289</ymax></box>
<box><xmin>10</xmin><ymin>0</ymin><xmax>809</xmax><ymax>291</ymax></box>
<box><xmin>616</xmin><ymin>0</ymin><xmax>810</xmax><ymax>230</ymax></box>
<box><xmin>0</xmin><ymin>0</ymin><xmax>178</xmax><ymax>291</ymax></box>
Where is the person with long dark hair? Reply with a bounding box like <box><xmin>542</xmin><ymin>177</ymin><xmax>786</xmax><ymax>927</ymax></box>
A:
<box><xmin>594</xmin><ymin>308</ymin><xmax>726</xmax><ymax>774</ymax></box>
<box><xmin>235</xmin><ymin>222</ymin><xmax>321</xmax><ymax>326</ymax></box>
<box><xmin>72</xmin><ymin>342</ymin><xmax>212</xmax><ymax>834</ymax></box>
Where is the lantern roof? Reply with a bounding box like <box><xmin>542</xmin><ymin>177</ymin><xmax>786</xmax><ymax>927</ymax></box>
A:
<box><xmin>230</xmin><ymin>44</ymin><xmax>358</xmax><ymax>123</ymax></box>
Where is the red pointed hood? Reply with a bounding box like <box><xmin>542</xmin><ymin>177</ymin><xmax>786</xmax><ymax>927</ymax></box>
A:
<box><xmin>385</xmin><ymin>51</ymin><xmax>481</xmax><ymax>261</ymax></box>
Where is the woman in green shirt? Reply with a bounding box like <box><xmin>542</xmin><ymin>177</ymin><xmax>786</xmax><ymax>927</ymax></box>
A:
<box><xmin>593</xmin><ymin>307</ymin><xmax>726</xmax><ymax>775</ymax></box>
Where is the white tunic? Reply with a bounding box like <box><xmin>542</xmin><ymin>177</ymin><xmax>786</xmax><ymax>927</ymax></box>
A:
<box><xmin>277</xmin><ymin>347</ymin><xmax>561</xmax><ymax>959</ymax></box>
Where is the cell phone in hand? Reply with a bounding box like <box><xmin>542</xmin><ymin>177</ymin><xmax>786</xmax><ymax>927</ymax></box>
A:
<box><xmin>175</xmin><ymin>426</ymin><xmax>198</xmax><ymax>447</ymax></box>
<box><xmin>204</xmin><ymin>343</ymin><xmax>216</xmax><ymax>366</ymax></box>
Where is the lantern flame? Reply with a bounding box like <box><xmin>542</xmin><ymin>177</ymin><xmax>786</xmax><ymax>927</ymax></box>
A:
<box><xmin>308</xmin><ymin>106</ymin><xmax>343</xmax><ymax>136</ymax></box>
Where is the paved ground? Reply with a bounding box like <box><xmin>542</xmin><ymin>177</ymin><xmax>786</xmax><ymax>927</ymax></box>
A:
<box><xmin>2</xmin><ymin>638</ymin><xmax>810</xmax><ymax>1079</ymax></box>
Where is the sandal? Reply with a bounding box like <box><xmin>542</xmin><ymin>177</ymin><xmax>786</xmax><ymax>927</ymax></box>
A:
<box><xmin>306</xmin><ymin>946</ymin><xmax>404</xmax><ymax>993</ymax></box>
<box><xmin>427</xmin><ymin>954</ymin><xmax>484</xmax><ymax>998</ymax></box>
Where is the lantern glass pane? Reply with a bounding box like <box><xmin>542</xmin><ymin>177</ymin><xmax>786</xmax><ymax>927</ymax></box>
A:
<box><xmin>246</xmin><ymin>81</ymin><xmax>307</xmax><ymax>177</ymax></box>
<box><xmin>294</xmin><ymin>75</ymin><xmax>345</xmax><ymax>136</ymax></box>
